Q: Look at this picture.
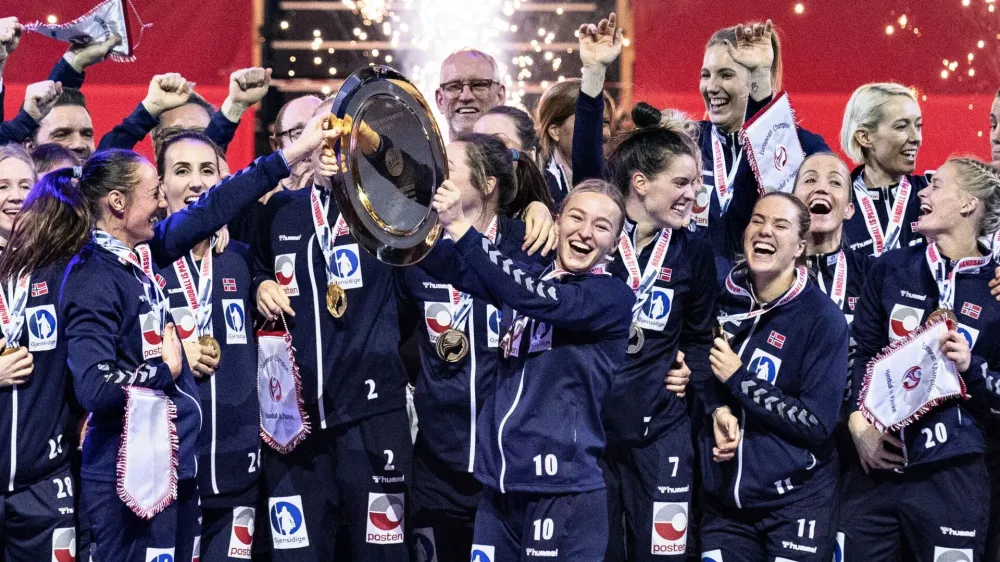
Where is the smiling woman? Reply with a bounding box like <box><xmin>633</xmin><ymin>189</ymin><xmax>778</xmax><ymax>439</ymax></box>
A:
<box><xmin>990</xmin><ymin>90</ymin><xmax>1000</xmax><ymax>170</ymax></box>
<box><xmin>0</xmin><ymin>144</ymin><xmax>35</xmax><ymax>249</ymax></box>
<box><xmin>840</xmin><ymin>83</ymin><xmax>927</xmax><ymax>257</ymax></box>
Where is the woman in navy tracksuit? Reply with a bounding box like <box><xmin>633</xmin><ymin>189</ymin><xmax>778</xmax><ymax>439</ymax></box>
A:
<box><xmin>155</xmin><ymin>132</ymin><xmax>261</xmax><ymax>560</ymax></box>
<box><xmin>699</xmin><ymin>192</ymin><xmax>849</xmax><ymax>561</ymax></box>
<box><xmin>842</xmin><ymin>157</ymin><xmax>1000</xmax><ymax>561</ymax></box>
<box><xmin>0</xmin><ymin>148</ymin><xmax>80</xmax><ymax>562</ymax></box>
<box><xmin>60</xmin><ymin>117</ymin><xmax>333</xmax><ymax>561</ymax></box>
<box><xmin>397</xmin><ymin>133</ymin><xmax>551</xmax><ymax>562</ymax></box>
<box><xmin>570</xmin><ymin>21</ymin><xmax>719</xmax><ymax>555</ymax></box>
<box><xmin>424</xmin><ymin>177</ymin><xmax>634</xmax><ymax>560</ymax></box>
<box><xmin>840</xmin><ymin>83</ymin><xmax>927</xmax><ymax>257</ymax></box>
<box><xmin>695</xmin><ymin>21</ymin><xmax>828</xmax><ymax>252</ymax></box>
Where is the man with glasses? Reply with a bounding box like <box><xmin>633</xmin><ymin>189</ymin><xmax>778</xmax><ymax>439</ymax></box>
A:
<box><xmin>270</xmin><ymin>94</ymin><xmax>322</xmax><ymax>191</ymax></box>
<box><xmin>435</xmin><ymin>49</ymin><xmax>506</xmax><ymax>139</ymax></box>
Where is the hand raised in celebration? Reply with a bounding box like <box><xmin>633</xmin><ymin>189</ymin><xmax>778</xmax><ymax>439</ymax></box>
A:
<box><xmin>228</xmin><ymin>67</ymin><xmax>273</xmax><ymax>108</ymax></box>
<box><xmin>142</xmin><ymin>73</ymin><xmax>195</xmax><ymax>117</ymax></box>
<box><xmin>723</xmin><ymin>20</ymin><xmax>774</xmax><ymax>73</ymax></box>
<box><xmin>66</xmin><ymin>34</ymin><xmax>122</xmax><ymax>72</ymax></box>
<box><xmin>578</xmin><ymin>12</ymin><xmax>624</xmax><ymax>69</ymax></box>
<box><xmin>0</xmin><ymin>17</ymin><xmax>23</xmax><ymax>65</ymax></box>
<box><xmin>24</xmin><ymin>80</ymin><xmax>64</xmax><ymax>122</ymax></box>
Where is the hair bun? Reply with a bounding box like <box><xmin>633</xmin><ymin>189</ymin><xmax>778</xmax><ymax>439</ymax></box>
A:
<box><xmin>631</xmin><ymin>102</ymin><xmax>663</xmax><ymax>129</ymax></box>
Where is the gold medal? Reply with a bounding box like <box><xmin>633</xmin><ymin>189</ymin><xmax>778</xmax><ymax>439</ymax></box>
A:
<box><xmin>626</xmin><ymin>323</ymin><xmax>645</xmax><ymax>355</ymax></box>
<box><xmin>927</xmin><ymin>308</ymin><xmax>959</xmax><ymax>329</ymax></box>
<box><xmin>198</xmin><ymin>335</ymin><xmax>222</xmax><ymax>364</ymax></box>
<box><xmin>436</xmin><ymin>328</ymin><xmax>470</xmax><ymax>363</ymax></box>
<box><xmin>326</xmin><ymin>283</ymin><xmax>347</xmax><ymax>318</ymax></box>
<box><xmin>0</xmin><ymin>346</ymin><xmax>19</xmax><ymax>356</ymax></box>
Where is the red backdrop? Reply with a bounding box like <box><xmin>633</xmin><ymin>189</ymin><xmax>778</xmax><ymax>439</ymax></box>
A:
<box><xmin>2</xmin><ymin>0</ymin><xmax>997</xmax><ymax>169</ymax></box>
<box><xmin>1</xmin><ymin>0</ymin><xmax>256</xmax><ymax>167</ymax></box>
<box><xmin>631</xmin><ymin>0</ymin><xmax>999</xmax><ymax>168</ymax></box>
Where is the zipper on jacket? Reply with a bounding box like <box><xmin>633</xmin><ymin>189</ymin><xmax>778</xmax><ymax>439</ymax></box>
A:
<box><xmin>733</xmin><ymin>314</ymin><xmax>762</xmax><ymax>509</ymax></box>
<box><xmin>497</xmin><ymin>365</ymin><xmax>527</xmax><ymax>493</ymax></box>
<box><xmin>209</xmin><ymin>373</ymin><xmax>220</xmax><ymax>495</ymax></box>
<box><xmin>8</xmin><ymin>387</ymin><xmax>17</xmax><ymax>492</ymax></box>
<box><xmin>467</xmin><ymin>308</ymin><xmax>478</xmax><ymax>473</ymax></box>
<box><xmin>306</xmin><ymin>234</ymin><xmax>328</xmax><ymax>429</ymax></box>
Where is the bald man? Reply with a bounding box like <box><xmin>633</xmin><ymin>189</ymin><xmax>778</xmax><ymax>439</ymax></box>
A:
<box><xmin>435</xmin><ymin>49</ymin><xmax>506</xmax><ymax>139</ymax></box>
<box><xmin>271</xmin><ymin>95</ymin><xmax>323</xmax><ymax>191</ymax></box>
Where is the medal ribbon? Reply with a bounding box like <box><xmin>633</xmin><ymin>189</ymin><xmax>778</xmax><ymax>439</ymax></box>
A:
<box><xmin>617</xmin><ymin>226</ymin><xmax>672</xmax><ymax>321</ymax></box>
<box><xmin>93</xmin><ymin>230</ymin><xmax>167</xmax><ymax>331</ymax></box>
<box><xmin>500</xmin><ymin>263</ymin><xmax>609</xmax><ymax>357</ymax></box>
<box><xmin>718</xmin><ymin>266</ymin><xmax>809</xmax><ymax>324</ymax></box>
<box><xmin>711</xmin><ymin>128</ymin><xmax>743</xmax><ymax>214</ymax></box>
<box><xmin>925</xmin><ymin>243</ymin><xmax>991</xmax><ymax>310</ymax></box>
<box><xmin>172</xmin><ymin>238</ymin><xmax>215</xmax><ymax>338</ymax></box>
<box><xmin>852</xmin><ymin>175</ymin><xmax>911</xmax><ymax>255</ymax></box>
<box><xmin>310</xmin><ymin>188</ymin><xmax>349</xmax><ymax>286</ymax></box>
<box><xmin>448</xmin><ymin>217</ymin><xmax>499</xmax><ymax>333</ymax></box>
<box><xmin>818</xmin><ymin>250</ymin><xmax>848</xmax><ymax>311</ymax></box>
<box><xmin>0</xmin><ymin>273</ymin><xmax>31</xmax><ymax>346</ymax></box>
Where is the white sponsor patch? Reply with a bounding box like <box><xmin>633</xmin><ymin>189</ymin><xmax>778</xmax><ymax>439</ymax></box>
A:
<box><xmin>330</xmin><ymin>244</ymin><xmax>364</xmax><ymax>289</ymax></box>
<box><xmin>701</xmin><ymin>549</ymin><xmax>723</xmax><ymax>562</ymax></box>
<box><xmin>139</xmin><ymin>311</ymin><xmax>163</xmax><ymax>360</ymax></box>
<box><xmin>650</xmin><ymin>502</ymin><xmax>687</xmax><ymax>556</ymax></box>
<box><xmin>636</xmin><ymin>287</ymin><xmax>673</xmax><ymax>332</ymax></box>
<box><xmin>366</xmin><ymin>493</ymin><xmax>405</xmax><ymax>544</ymax></box>
<box><xmin>269</xmin><ymin>496</ymin><xmax>309</xmax><ymax>549</ymax></box>
<box><xmin>274</xmin><ymin>254</ymin><xmax>299</xmax><ymax>296</ymax></box>
<box><xmin>227</xmin><ymin>506</ymin><xmax>255</xmax><ymax>559</ymax></box>
<box><xmin>528</xmin><ymin>320</ymin><xmax>552</xmax><ymax>354</ymax></box>
<box><xmin>934</xmin><ymin>546</ymin><xmax>973</xmax><ymax>562</ymax></box>
<box><xmin>747</xmin><ymin>348</ymin><xmax>782</xmax><ymax>384</ymax></box>
<box><xmin>50</xmin><ymin>527</ymin><xmax>76</xmax><ymax>562</ymax></box>
<box><xmin>222</xmin><ymin>299</ymin><xmax>248</xmax><ymax>345</ymax></box>
<box><xmin>26</xmin><ymin>304</ymin><xmax>57</xmax><ymax>351</ymax></box>
<box><xmin>471</xmin><ymin>545</ymin><xmax>495</xmax><ymax>562</ymax></box>
<box><xmin>145</xmin><ymin>548</ymin><xmax>174</xmax><ymax>562</ymax></box>
<box><xmin>486</xmin><ymin>305</ymin><xmax>501</xmax><ymax>348</ymax></box>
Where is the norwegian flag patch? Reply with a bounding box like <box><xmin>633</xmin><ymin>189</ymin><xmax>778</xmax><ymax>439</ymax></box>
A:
<box><xmin>155</xmin><ymin>275</ymin><xmax>167</xmax><ymax>289</ymax></box>
<box><xmin>658</xmin><ymin>268</ymin><xmax>672</xmax><ymax>283</ymax></box>
<box><xmin>848</xmin><ymin>297</ymin><xmax>858</xmax><ymax>311</ymax></box>
<box><xmin>961</xmin><ymin>302</ymin><xmax>982</xmax><ymax>320</ymax></box>
<box><xmin>767</xmin><ymin>330</ymin><xmax>786</xmax><ymax>349</ymax></box>
<box><xmin>911</xmin><ymin>222</ymin><xmax>919</xmax><ymax>232</ymax></box>
<box><xmin>223</xmin><ymin>278</ymin><xmax>237</xmax><ymax>292</ymax></box>
<box><xmin>30</xmin><ymin>282</ymin><xmax>48</xmax><ymax>297</ymax></box>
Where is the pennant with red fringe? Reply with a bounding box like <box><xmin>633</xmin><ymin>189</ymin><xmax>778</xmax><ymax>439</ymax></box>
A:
<box><xmin>739</xmin><ymin>91</ymin><xmax>807</xmax><ymax>195</ymax></box>
<box><xmin>25</xmin><ymin>0</ymin><xmax>150</xmax><ymax>63</ymax></box>
<box><xmin>258</xmin><ymin>313</ymin><xmax>310</xmax><ymax>453</ymax></box>
<box><xmin>859</xmin><ymin>319</ymin><xmax>967</xmax><ymax>433</ymax></box>
<box><xmin>117</xmin><ymin>386</ymin><xmax>178</xmax><ymax>519</ymax></box>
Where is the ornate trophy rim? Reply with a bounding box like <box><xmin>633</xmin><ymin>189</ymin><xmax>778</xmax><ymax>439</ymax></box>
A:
<box><xmin>320</xmin><ymin>65</ymin><xmax>446</xmax><ymax>266</ymax></box>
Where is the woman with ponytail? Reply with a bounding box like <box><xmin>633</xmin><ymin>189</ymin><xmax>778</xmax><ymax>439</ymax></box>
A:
<box><xmin>398</xmin><ymin>131</ymin><xmax>553</xmax><ymax>561</ymax></box>
<box><xmin>60</xmin><ymin>113</ymin><xmax>338</xmax><ymax>560</ymax></box>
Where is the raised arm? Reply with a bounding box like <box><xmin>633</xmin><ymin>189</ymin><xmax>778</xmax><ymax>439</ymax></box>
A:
<box><xmin>98</xmin><ymin>73</ymin><xmax>195</xmax><ymax>151</ymax></box>
<box><xmin>204</xmin><ymin>67</ymin><xmax>272</xmax><ymax>151</ymax></box>
<box><xmin>571</xmin><ymin>11</ymin><xmax>623</xmax><ymax>184</ymax></box>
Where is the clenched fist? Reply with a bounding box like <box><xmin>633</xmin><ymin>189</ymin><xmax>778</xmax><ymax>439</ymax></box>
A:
<box><xmin>142</xmin><ymin>73</ymin><xmax>195</xmax><ymax>117</ymax></box>
<box><xmin>24</xmin><ymin>81</ymin><xmax>64</xmax><ymax>122</ymax></box>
